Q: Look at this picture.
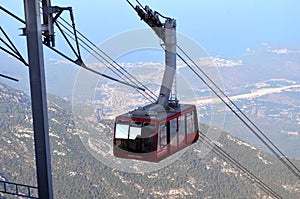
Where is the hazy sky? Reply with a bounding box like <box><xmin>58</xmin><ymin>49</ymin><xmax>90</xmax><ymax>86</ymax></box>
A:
<box><xmin>0</xmin><ymin>0</ymin><xmax>299</xmax><ymax>58</ymax></box>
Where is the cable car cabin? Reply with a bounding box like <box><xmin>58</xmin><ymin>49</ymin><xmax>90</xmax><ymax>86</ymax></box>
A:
<box><xmin>113</xmin><ymin>104</ymin><xmax>199</xmax><ymax>162</ymax></box>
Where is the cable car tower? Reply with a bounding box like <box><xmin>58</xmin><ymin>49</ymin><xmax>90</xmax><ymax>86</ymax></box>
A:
<box><xmin>113</xmin><ymin>2</ymin><xmax>199</xmax><ymax>162</ymax></box>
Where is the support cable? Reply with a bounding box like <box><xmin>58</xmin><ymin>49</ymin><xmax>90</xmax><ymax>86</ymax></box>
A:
<box><xmin>0</xmin><ymin>73</ymin><xmax>19</xmax><ymax>82</ymax></box>
<box><xmin>56</xmin><ymin>20</ymin><xmax>152</xmax><ymax>100</ymax></box>
<box><xmin>42</xmin><ymin>6</ymin><xmax>149</xmax><ymax>95</ymax></box>
<box><xmin>134</xmin><ymin>0</ymin><xmax>171</xmax><ymax>20</ymax></box>
<box><xmin>54</xmin><ymin>22</ymin><xmax>80</xmax><ymax>58</ymax></box>
<box><xmin>0</xmin><ymin>6</ymin><xmax>25</xmax><ymax>24</ymax></box>
<box><xmin>55</xmin><ymin>22</ymin><xmax>154</xmax><ymax>101</ymax></box>
<box><xmin>0</xmin><ymin>5</ymin><xmax>146</xmax><ymax>92</ymax></box>
<box><xmin>57</xmin><ymin>17</ymin><xmax>158</xmax><ymax>101</ymax></box>
<box><xmin>198</xmin><ymin>131</ymin><xmax>282</xmax><ymax>199</ymax></box>
<box><xmin>0</xmin><ymin>26</ymin><xmax>28</xmax><ymax>66</ymax></box>
<box><xmin>176</xmin><ymin>51</ymin><xmax>300</xmax><ymax>180</ymax></box>
<box><xmin>68</xmin><ymin>9</ymin><xmax>82</xmax><ymax>59</ymax></box>
<box><xmin>46</xmin><ymin>44</ymin><xmax>146</xmax><ymax>92</ymax></box>
<box><xmin>177</xmin><ymin>45</ymin><xmax>300</xmax><ymax>178</ymax></box>
<box><xmin>39</xmin><ymin>3</ymin><xmax>156</xmax><ymax>101</ymax></box>
<box><xmin>126</xmin><ymin>0</ymin><xmax>136</xmax><ymax>10</ymax></box>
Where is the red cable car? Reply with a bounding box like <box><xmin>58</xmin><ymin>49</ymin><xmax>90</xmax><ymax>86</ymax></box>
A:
<box><xmin>113</xmin><ymin>6</ymin><xmax>199</xmax><ymax>162</ymax></box>
<box><xmin>113</xmin><ymin>104</ymin><xmax>199</xmax><ymax>162</ymax></box>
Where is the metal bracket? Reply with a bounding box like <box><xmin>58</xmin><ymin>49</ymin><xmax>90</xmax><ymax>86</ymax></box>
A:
<box><xmin>41</xmin><ymin>0</ymin><xmax>72</xmax><ymax>47</ymax></box>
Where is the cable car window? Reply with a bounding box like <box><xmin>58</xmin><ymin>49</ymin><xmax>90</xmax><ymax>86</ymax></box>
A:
<box><xmin>186</xmin><ymin>112</ymin><xmax>195</xmax><ymax>134</ymax></box>
<box><xmin>115</xmin><ymin>121</ymin><xmax>129</xmax><ymax>139</ymax></box>
<box><xmin>129</xmin><ymin>122</ymin><xmax>142</xmax><ymax>139</ymax></box>
<box><xmin>170</xmin><ymin>118</ymin><xmax>178</xmax><ymax>147</ymax></box>
<box><xmin>178</xmin><ymin>116</ymin><xmax>186</xmax><ymax>143</ymax></box>
<box><xmin>158</xmin><ymin>124</ymin><xmax>167</xmax><ymax>149</ymax></box>
<box><xmin>141</xmin><ymin>122</ymin><xmax>156</xmax><ymax>138</ymax></box>
<box><xmin>141</xmin><ymin>122</ymin><xmax>156</xmax><ymax>153</ymax></box>
<box><xmin>123</xmin><ymin>121</ymin><xmax>156</xmax><ymax>153</ymax></box>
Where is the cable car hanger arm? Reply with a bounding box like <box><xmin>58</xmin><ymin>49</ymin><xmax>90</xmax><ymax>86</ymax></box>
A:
<box><xmin>126</xmin><ymin>0</ymin><xmax>177</xmax><ymax>107</ymax></box>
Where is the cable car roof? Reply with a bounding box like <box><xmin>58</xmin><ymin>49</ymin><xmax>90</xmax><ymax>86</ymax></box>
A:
<box><xmin>116</xmin><ymin>103</ymin><xmax>195</xmax><ymax>122</ymax></box>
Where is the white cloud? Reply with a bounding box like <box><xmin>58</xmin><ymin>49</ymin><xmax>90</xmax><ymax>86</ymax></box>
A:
<box><xmin>48</xmin><ymin>58</ymin><xmax>72</xmax><ymax>65</ymax></box>
<box><xmin>268</xmin><ymin>48</ymin><xmax>300</xmax><ymax>55</ymax></box>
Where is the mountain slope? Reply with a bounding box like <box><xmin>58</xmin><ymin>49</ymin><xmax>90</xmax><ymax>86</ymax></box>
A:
<box><xmin>0</xmin><ymin>83</ymin><xmax>299</xmax><ymax>198</ymax></box>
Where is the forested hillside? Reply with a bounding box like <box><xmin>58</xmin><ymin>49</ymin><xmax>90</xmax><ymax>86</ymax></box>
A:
<box><xmin>0</xmin><ymin>83</ymin><xmax>299</xmax><ymax>198</ymax></box>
